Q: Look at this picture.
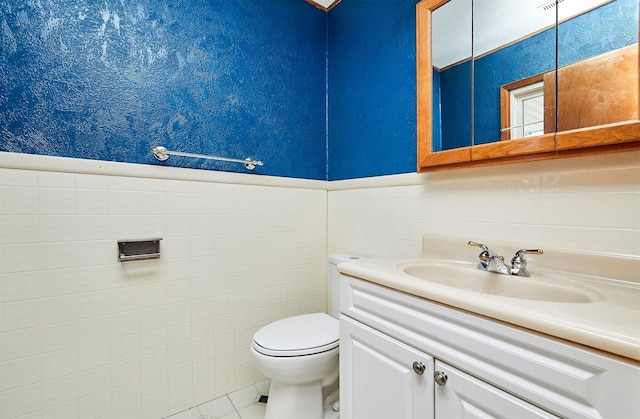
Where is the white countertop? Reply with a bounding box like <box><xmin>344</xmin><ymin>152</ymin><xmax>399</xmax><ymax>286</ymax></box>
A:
<box><xmin>338</xmin><ymin>256</ymin><xmax>640</xmax><ymax>362</ymax></box>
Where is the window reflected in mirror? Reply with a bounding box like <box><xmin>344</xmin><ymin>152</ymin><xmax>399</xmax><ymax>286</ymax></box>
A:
<box><xmin>520</xmin><ymin>91</ymin><xmax>545</xmax><ymax>138</ymax></box>
<box><xmin>500</xmin><ymin>76</ymin><xmax>546</xmax><ymax>141</ymax></box>
<box><xmin>513</xmin><ymin>82</ymin><xmax>544</xmax><ymax>139</ymax></box>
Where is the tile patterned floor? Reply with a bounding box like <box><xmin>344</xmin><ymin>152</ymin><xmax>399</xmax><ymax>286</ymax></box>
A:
<box><xmin>166</xmin><ymin>380</ymin><xmax>270</xmax><ymax>419</ymax></box>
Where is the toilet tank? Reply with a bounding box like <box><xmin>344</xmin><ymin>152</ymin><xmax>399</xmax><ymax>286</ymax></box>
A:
<box><xmin>328</xmin><ymin>254</ymin><xmax>362</xmax><ymax>318</ymax></box>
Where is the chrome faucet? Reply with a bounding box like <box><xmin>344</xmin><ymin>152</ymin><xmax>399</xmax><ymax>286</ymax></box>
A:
<box><xmin>468</xmin><ymin>241</ymin><xmax>510</xmax><ymax>275</ymax></box>
<box><xmin>509</xmin><ymin>248</ymin><xmax>544</xmax><ymax>277</ymax></box>
<box><xmin>468</xmin><ymin>241</ymin><xmax>543</xmax><ymax>277</ymax></box>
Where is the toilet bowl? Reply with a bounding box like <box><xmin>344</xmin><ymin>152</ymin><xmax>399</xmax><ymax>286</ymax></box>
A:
<box><xmin>251</xmin><ymin>254</ymin><xmax>360</xmax><ymax>419</ymax></box>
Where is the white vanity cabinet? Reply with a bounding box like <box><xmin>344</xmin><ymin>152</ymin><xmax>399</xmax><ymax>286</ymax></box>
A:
<box><xmin>433</xmin><ymin>360</ymin><xmax>556</xmax><ymax>418</ymax></box>
<box><xmin>340</xmin><ymin>316</ymin><xmax>434</xmax><ymax>419</ymax></box>
<box><xmin>341</xmin><ymin>316</ymin><xmax>555</xmax><ymax>419</ymax></box>
<box><xmin>339</xmin><ymin>275</ymin><xmax>640</xmax><ymax>419</ymax></box>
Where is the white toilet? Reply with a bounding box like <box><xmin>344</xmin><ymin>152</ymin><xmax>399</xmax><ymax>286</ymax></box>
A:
<box><xmin>251</xmin><ymin>254</ymin><xmax>359</xmax><ymax>419</ymax></box>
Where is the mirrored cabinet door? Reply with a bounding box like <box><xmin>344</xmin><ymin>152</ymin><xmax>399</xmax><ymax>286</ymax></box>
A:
<box><xmin>417</xmin><ymin>0</ymin><xmax>473</xmax><ymax>168</ymax></box>
<box><xmin>417</xmin><ymin>0</ymin><xmax>559</xmax><ymax>169</ymax></box>
<box><xmin>431</xmin><ymin>0</ymin><xmax>472</xmax><ymax>152</ymax></box>
<box><xmin>472</xmin><ymin>0</ymin><xmax>557</xmax><ymax>161</ymax></box>
<box><xmin>555</xmin><ymin>0</ymin><xmax>640</xmax><ymax>150</ymax></box>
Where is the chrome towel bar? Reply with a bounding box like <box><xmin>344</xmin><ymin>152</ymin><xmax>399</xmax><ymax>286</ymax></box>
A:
<box><xmin>499</xmin><ymin>121</ymin><xmax>544</xmax><ymax>133</ymax></box>
<box><xmin>151</xmin><ymin>146</ymin><xmax>263</xmax><ymax>170</ymax></box>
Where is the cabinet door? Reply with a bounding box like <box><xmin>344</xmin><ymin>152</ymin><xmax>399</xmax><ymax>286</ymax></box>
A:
<box><xmin>340</xmin><ymin>316</ymin><xmax>434</xmax><ymax>419</ymax></box>
<box><xmin>434</xmin><ymin>360</ymin><xmax>557</xmax><ymax>419</ymax></box>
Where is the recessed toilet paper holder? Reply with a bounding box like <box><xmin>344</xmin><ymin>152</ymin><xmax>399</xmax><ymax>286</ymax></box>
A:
<box><xmin>117</xmin><ymin>238</ymin><xmax>162</xmax><ymax>262</ymax></box>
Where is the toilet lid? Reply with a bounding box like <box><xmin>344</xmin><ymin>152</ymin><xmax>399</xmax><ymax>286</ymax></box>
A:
<box><xmin>252</xmin><ymin>313</ymin><xmax>339</xmax><ymax>357</ymax></box>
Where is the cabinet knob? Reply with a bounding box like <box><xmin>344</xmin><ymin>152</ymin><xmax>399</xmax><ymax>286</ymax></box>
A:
<box><xmin>412</xmin><ymin>361</ymin><xmax>426</xmax><ymax>375</ymax></box>
<box><xmin>434</xmin><ymin>370</ymin><xmax>448</xmax><ymax>386</ymax></box>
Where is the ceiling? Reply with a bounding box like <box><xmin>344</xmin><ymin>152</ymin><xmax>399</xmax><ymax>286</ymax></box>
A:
<box><xmin>432</xmin><ymin>0</ymin><xmax>611</xmax><ymax>69</ymax></box>
<box><xmin>306</xmin><ymin>0</ymin><xmax>341</xmax><ymax>11</ymax></box>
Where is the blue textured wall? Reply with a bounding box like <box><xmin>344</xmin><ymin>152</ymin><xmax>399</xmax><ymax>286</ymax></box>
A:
<box><xmin>558</xmin><ymin>0</ymin><xmax>639</xmax><ymax>68</ymax></box>
<box><xmin>473</xmin><ymin>27</ymin><xmax>555</xmax><ymax>145</ymax></box>
<box><xmin>0</xmin><ymin>0</ymin><xmax>327</xmax><ymax>179</ymax></box>
<box><xmin>438</xmin><ymin>60</ymin><xmax>472</xmax><ymax>151</ymax></box>
<box><xmin>432</xmin><ymin>68</ymin><xmax>442</xmax><ymax>151</ymax></box>
<box><xmin>327</xmin><ymin>0</ymin><xmax>418</xmax><ymax>180</ymax></box>
<box><xmin>6</xmin><ymin>1</ymin><xmax>632</xmax><ymax>181</ymax></box>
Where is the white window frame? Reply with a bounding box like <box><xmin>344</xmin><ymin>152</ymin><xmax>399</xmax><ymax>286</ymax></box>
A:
<box><xmin>509</xmin><ymin>81</ymin><xmax>544</xmax><ymax>139</ymax></box>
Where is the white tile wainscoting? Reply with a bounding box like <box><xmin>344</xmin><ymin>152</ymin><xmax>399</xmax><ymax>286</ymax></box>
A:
<box><xmin>1</xmin><ymin>149</ymin><xmax>639</xmax><ymax>418</ymax></box>
<box><xmin>0</xmin><ymin>153</ymin><xmax>326</xmax><ymax>419</ymax></box>
<box><xmin>328</xmin><ymin>151</ymin><xmax>640</xmax><ymax>259</ymax></box>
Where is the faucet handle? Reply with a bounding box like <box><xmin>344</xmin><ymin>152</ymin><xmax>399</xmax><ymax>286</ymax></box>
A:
<box><xmin>468</xmin><ymin>241</ymin><xmax>488</xmax><ymax>251</ymax></box>
<box><xmin>511</xmin><ymin>249</ymin><xmax>543</xmax><ymax>277</ymax></box>
<box><xmin>468</xmin><ymin>241</ymin><xmax>503</xmax><ymax>259</ymax></box>
<box><xmin>468</xmin><ymin>241</ymin><xmax>491</xmax><ymax>262</ymax></box>
<box><xmin>512</xmin><ymin>249</ymin><xmax>544</xmax><ymax>259</ymax></box>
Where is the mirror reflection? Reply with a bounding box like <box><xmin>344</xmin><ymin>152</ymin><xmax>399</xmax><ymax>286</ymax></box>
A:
<box><xmin>431</xmin><ymin>0</ymin><xmax>472</xmax><ymax>151</ymax></box>
<box><xmin>430</xmin><ymin>0</ymin><xmax>638</xmax><ymax>152</ymax></box>
<box><xmin>520</xmin><ymin>91</ymin><xmax>544</xmax><ymax>138</ymax></box>
<box><xmin>473</xmin><ymin>0</ymin><xmax>556</xmax><ymax>146</ymax></box>
<box><xmin>555</xmin><ymin>0</ymin><xmax>639</xmax><ymax>132</ymax></box>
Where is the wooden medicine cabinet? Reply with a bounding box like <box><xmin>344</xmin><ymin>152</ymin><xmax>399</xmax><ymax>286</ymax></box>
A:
<box><xmin>417</xmin><ymin>0</ymin><xmax>640</xmax><ymax>172</ymax></box>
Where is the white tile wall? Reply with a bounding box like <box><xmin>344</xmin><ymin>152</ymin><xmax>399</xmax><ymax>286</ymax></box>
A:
<box><xmin>0</xmin><ymin>160</ymin><xmax>327</xmax><ymax>419</ymax></box>
<box><xmin>328</xmin><ymin>151</ymin><xmax>640</xmax><ymax>259</ymax></box>
<box><xmin>1</xmin><ymin>150</ymin><xmax>639</xmax><ymax>418</ymax></box>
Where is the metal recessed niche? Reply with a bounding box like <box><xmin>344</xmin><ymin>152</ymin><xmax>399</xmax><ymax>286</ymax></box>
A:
<box><xmin>117</xmin><ymin>238</ymin><xmax>162</xmax><ymax>262</ymax></box>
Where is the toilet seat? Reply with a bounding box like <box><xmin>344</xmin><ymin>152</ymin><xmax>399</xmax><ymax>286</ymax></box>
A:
<box><xmin>252</xmin><ymin>313</ymin><xmax>339</xmax><ymax>357</ymax></box>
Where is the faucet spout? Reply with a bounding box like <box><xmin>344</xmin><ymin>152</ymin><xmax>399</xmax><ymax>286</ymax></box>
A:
<box><xmin>469</xmin><ymin>241</ymin><xmax>543</xmax><ymax>277</ymax></box>
<box><xmin>486</xmin><ymin>255</ymin><xmax>511</xmax><ymax>275</ymax></box>
<box><xmin>468</xmin><ymin>241</ymin><xmax>510</xmax><ymax>275</ymax></box>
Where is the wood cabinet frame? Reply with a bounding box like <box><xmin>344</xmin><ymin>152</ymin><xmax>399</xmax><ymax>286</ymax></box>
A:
<box><xmin>416</xmin><ymin>0</ymin><xmax>640</xmax><ymax>172</ymax></box>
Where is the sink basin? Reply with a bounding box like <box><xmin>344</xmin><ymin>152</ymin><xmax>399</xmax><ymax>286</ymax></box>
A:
<box><xmin>400</xmin><ymin>261</ymin><xmax>598</xmax><ymax>303</ymax></box>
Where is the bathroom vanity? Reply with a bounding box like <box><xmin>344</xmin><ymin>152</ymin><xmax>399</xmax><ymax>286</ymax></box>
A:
<box><xmin>337</xmin><ymin>240</ymin><xmax>640</xmax><ymax>418</ymax></box>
